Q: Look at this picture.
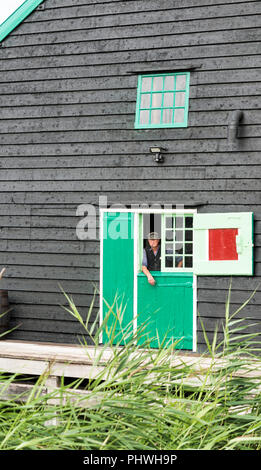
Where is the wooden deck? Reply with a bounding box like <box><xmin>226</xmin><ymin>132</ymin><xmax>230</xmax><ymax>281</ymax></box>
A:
<box><xmin>0</xmin><ymin>339</ymin><xmax>200</xmax><ymax>405</ymax></box>
<box><xmin>0</xmin><ymin>339</ymin><xmax>260</xmax><ymax>378</ymax></box>
<box><xmin>0</xmin><ymin>339</ymin><xmax>201</xmax><ymax>379</ymax></box>
<box><xmin>0</xmin><ymin>340</ymin><xmax>261</xmax><ymax>406</ymax></box>
<box><xmin>0</xmin><ymin>340</ymin><xmax>113</xmax><ymax>380</ymax></box>
<box><xmin>0</xmin><ymin>340</ymin><xmax>261</xmax><ymax>425</ymax></box>
<box><xmin>0</xmin><ymin>339</ymin><xmax>120</xmax><ymax>405</ymax></box>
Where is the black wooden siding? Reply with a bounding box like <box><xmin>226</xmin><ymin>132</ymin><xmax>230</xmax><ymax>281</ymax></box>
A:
<box><xmin>0</xmin><ymin>0</ymin><xmax>260</xmax><ymax>350</ymax></box>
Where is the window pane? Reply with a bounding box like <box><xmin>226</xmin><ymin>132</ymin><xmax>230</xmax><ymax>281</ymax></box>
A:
<box><xmin>185</xmin><ymin>243</ymin><xmax>193</xmax><ymax>255</ymax></box>
<box><xmin>162</xmin><ymin>108</ymin><xmax>173</xmax><ymax>124</ymax></box>
<box><xmin>139</xmin><ymin>110</ymin><xmax>150</xmax><ymax>125</ymax></box>
<box><xmin>165</xmin><ymin>243</ymin><xmax>173</xmax><ymax>252</ymax></box>
<box><xmin>175</xmin><ymin>92</ymin><xmax>186</xmax><ymax>107</ymax></box>
<box><xmin>165</xmin><ymin>256</ymin><xmax>173</xmax><ymax>268</ymax></box>
<box><xmin>185</xmin><ymin>230</ymin><xmax>193</xmax><ymax>242</ymax></box>
<box><xmin>165</xmin><ymin>230</ymin><xmax>174</xmax><ymax>241</ymax></box>
<box><xmin>176</xmin><ymin>75</ymin><xmax>187</xmax><ymax>90</ymax></box>
<box><xmin>164</xmin><ymin>75</ymin><xmax>175</xmax><ymax>91</ymax></box>
<box><xmin>152</xmin><ymin>76</ymin><xmax>163</xmax><ymax>91</ymax></box>
<box><xmin>175</xmin><ymin>231</ymin><xmax>183</xmax><ymax>244</ymax></box>
<box><xmin>174</xmin><ymin>108</ymin><xmax>185</xmax><ymax>124</ymax></box>
<box><xmin>165</xmin><ymin>217</ymin><xmax>173</xmax><ymax>229</ymax></box>
<box><xmin>141</xmin><ymin>77</ymin><xmax>152</xmax><ymax>92</ymax></box>
<box><xmin>184</xmin><ymin>256</ymin><xmax>193</xmax><ymax>268</ymax></box>
<box><xmin>163</xmin><ymin>92</ymin><xmax>174</xmax><ymax>107</ymax></box>
<box><xmin>175</xmin><ymin>245</ymin><xmax>183</xmax><ymax>254</ymax></box>
<box><xmin>176</xmin><ymin>256</ymin><xmax>183</xmax><ymax>268</ymax></box>
<box><xmin>151</xmin><ymin>109</ymin><xmax>161</xmax><ymax>124</ymax></box>
<box><xmin>140</xmin><ymin>94</ymin><xmax>151</xmax><ymax>108</ymax></box>
<box><xmin>185</xmin><ymin>216</ymin><xmax>193</xmax><ymax>228</ymax></box>
<box><xmin>151</xmin><ymin>93</ymin><xmax>162</xmax><ymax>108</ymax></box>
<box><xmin>175</xmin><ymin>217</ymin><xmax>184</xmax><ymax>229</ymax></box>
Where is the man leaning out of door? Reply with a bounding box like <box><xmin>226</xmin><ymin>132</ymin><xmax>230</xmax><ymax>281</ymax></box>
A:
<box><xmin>142</xmin><ymin>232</ymin><xmax>183</xmax><ymax>285</ymax></box>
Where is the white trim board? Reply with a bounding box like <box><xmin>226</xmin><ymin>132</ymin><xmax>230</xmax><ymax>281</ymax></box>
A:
<box><xmin>100</xmin><ymin>208</ymin><xmax>197</xmax><ymax>214</ymax></box>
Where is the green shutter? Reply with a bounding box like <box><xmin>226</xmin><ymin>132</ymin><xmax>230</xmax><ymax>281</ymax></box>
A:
<box><xmin>102</xmin><ymin>212</ymin><xmax>134</xmax><ymax>345</ymax></box>
<box><xmin>193</xmin><ymin>212</ymin><xmax>254</xmax><ymax>275</ymax></box>
<box><xmin>0</xmin><ymin>0</ymin><xmax>44</xmax><ymax>42</ymax></box>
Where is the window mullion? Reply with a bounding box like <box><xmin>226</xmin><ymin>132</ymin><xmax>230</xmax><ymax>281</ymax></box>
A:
<box><xmin>160</xmin><ymin>76</ymin><xmax>165</xmax><ymax>125</ymax></box>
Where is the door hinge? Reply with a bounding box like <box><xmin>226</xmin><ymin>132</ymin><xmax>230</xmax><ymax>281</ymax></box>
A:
<box><xmin>236</xmin><ymin>235</ymin><xmax>254</xmax><ymax>254</ymax></box>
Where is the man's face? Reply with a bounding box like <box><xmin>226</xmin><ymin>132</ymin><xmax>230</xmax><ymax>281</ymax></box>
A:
<box><xmin>148</xmin><ymin>238</ymin><xmax>160</xmax><ymax>249</ymax></box>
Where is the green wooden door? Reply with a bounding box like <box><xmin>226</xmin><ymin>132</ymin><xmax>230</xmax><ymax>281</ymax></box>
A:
<box><xmin>102</xmin><ymin>212</ymin><xmax>134</xmax><ymax>345</ymax></box>
<box><xmin>137</xmin><ymin>272</ymin><xmax>193</xmax><ymax>349</ymax></box>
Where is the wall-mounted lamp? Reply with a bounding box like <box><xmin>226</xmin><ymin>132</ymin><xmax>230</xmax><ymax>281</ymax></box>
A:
<box><xmin>150</xmin><ymin>146</ymin><xmax>167</xmax><ymax>163</ymax></box>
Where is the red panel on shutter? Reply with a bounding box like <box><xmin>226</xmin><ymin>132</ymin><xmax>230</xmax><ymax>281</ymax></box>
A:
<box><xmin>209</xmin><ymin>228</ymin><xmax>238</xmax><ymax>261</ymax></box>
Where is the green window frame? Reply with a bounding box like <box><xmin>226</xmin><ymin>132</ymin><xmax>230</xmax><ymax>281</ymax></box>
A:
<box><xmin>0</xmin><ymin>0</ymin><xmax>43</xmax><ymax>42</ymax></box>
<box><xmin>135</xmin><ymin>72</ymin><xmax>190</xmax><ymax>129</ymax></box>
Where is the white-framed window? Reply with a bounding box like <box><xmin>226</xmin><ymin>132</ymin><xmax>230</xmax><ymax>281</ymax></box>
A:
<box><xmin>139</xmin><ymin>211</ymin><xmax>195</xmax><ymax>273</ymax></box>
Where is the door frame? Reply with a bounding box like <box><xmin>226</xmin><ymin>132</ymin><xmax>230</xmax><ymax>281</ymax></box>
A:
<box><xmin>99</xmin><ymin>207</ymin><xmax>197</xmax><ymax>351</ymax></box>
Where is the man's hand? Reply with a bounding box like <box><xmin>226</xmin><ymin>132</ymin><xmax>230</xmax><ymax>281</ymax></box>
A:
<box><xmin>147</xmin><ymin>274</ymin><xmax>156</xmax><ymax>286</ymax></box>
<box><xmin>142</xmin><ymin>265</ymin><xmax>156</xmax><ymax>286</ymax></box>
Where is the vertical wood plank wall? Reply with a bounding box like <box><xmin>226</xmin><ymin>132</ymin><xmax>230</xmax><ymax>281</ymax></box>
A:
<box><xmin>0</xmin><ymin>0</ymin><xmax>260</xmax><ymax>350</ymax></box>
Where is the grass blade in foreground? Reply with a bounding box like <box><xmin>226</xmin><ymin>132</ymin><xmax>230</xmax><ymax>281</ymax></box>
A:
<box><xmin>0</xmin><ymin>286</ymin><xmax>261</xmax><ymax>449</ymax></box>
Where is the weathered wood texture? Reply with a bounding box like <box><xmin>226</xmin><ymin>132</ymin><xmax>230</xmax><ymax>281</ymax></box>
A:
<box><xmin>1</xmin><ymin>340</ymin><xmax>261</xmax><ymax>410</ymax></box>
<box><xmin>0</xmin><ymin>0</ymin><xmax>260</xmax><ymax>351</ymax></box>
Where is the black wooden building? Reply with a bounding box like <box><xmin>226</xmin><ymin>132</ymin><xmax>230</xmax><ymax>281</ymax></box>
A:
<box><xmin>0</xmin><ymin>0</ymin><xmax>260</xmax><ymax>352</ymax></box>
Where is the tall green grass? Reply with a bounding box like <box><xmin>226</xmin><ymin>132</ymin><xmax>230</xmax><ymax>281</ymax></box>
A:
<box><xmin>0</xmin><ymin>286</ymin><xmax>261</xmax><ymax>450</ymax></box>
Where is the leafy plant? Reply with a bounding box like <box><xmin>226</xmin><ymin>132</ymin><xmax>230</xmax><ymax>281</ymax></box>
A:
<box><xmin>0</xmin><ymin>285</ymin><xmax>261</xmax><ymax>450</ymax></box>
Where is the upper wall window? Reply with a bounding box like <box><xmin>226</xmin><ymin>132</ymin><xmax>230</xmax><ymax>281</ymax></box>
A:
<box><xmin>135</xmin><ymin>72</ymin><xmax>190</xmax><ymax>129</ymax></box>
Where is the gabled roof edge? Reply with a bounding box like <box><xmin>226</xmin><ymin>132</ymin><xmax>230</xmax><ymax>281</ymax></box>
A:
<box><xmin>0</xmin><ymin>0</ymin><xmax>44</xmax><ymax>42</ymax></box>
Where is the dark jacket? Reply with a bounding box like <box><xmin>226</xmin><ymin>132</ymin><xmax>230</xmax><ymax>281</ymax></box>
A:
<box><xmin>144</xmin><ymin>245</ymin><xmax>161</xmax><ymax>271</ymax></box>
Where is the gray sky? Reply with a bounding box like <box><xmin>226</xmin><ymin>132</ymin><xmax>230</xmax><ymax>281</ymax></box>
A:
<box><xmin>0</xmin><ymin>0</ymin><xmax>25</xmax><ymax>25</ymax></box>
